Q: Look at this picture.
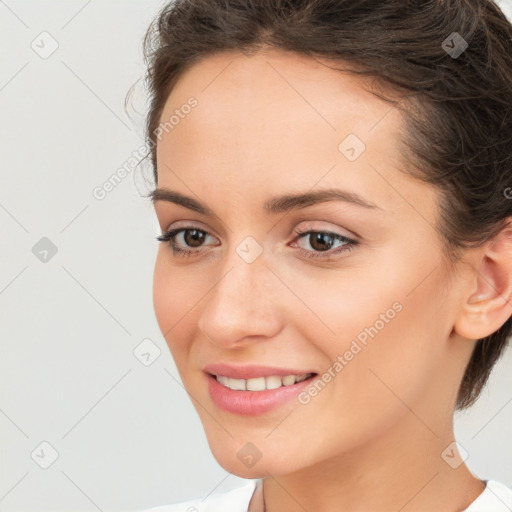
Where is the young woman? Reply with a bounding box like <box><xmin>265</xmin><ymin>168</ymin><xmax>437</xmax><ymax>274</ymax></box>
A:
<box><xmin>138</xmin><ymin>0</ymin><xmax>512</xmax><ymax>510</ymax></box>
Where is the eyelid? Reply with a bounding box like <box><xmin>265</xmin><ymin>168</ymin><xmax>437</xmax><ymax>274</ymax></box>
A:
<box><xmin>162</xmin><ymin>220</ymin><xmax>357</xmax><ymax>244</ymax></box>
<box><xmin>157</xmin><ymin>221</ymin><xmax>359</xmax><ymax>261</ymax></box>
<box><xmin>162</xmin><ymin>219</ymin><xmax>213</xmax><ymax>233</ymax></box>
<box><xmin>291</xmin><ymin>221</ymin><xmax>358</xmax><ymax>242</ymax></box>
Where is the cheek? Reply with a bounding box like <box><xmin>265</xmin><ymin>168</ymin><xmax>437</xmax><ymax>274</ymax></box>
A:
<box><xmin>152</xmin><ymin>253</ymin><xmax>173</xmax><ymax>333</ymax></box>
<box><xmin>152</xmin><ymin>252</ymin><xmax>198</xmax><ymax>356</ymax></box>
<box><xmin>306</xmin><ymin>251</ymin><xmax>450</xmax><ymax>412</ymax></box>
<box><xmin>329</xmin><ymin>276</ymin><xmax>449</xmax><ymax>416</ymax></box>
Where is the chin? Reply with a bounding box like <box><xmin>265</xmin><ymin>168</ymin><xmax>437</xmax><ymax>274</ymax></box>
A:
<box><xmin>206</xmin><ymin>433</ymin><xmax>303</xmax><ymax>479</ymax></box>
<box><xmin>214</xmin><ymin>454</ymin><xmax>288</xmax><ymax>480</ymax></box>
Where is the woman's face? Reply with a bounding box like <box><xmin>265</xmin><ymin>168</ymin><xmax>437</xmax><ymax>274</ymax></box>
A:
<box><xmin>152</xmin><ymin>49</ymin><xmax>473</xmax><ymax>477</ymax></box>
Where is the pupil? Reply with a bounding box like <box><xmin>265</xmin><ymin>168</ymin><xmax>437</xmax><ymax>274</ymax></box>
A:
<box><xmin>310</xmin><ymin>233</ymin><xmax>333</xmax><ymax>251</ymax></box>
<box><xmin>185</xmin><ymin>229</ymin><xmax>205</xmax><ymax>247</ymax></box>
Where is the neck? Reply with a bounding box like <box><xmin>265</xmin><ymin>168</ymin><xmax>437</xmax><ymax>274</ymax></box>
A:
<box><xmin>258</xmin><ymin>413</ymin><xmax>485</xmax><ymax>512</ymax></box>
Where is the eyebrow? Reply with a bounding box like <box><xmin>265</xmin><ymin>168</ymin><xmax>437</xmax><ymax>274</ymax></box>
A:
<box><xmin>149</xmin><ymin>187</ymin><xmax>381</xmax><ymax>215</ymax></box>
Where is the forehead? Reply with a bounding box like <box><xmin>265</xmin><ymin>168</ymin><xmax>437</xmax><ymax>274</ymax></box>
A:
<box><xmin>155</xmin><ymin>48</ymin><xmax>411</xmax><ymax>212</ymax></box>
<box><xmin>159</xmin><ymin>48</ymin><xmax>400</xmax><ymax>137</ymax></box>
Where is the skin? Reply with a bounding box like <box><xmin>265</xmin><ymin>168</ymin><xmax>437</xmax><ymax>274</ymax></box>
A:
<box><xmin>151</xmin><ymin>48</ymin><xmax>512</xmax><ymax>511</ymax></box>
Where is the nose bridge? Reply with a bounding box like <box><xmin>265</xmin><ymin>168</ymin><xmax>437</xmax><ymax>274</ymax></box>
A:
<box><xmin>197</xmin><ymin>248</ymin><xmax>281</xmax><ymax>345</ymax></box>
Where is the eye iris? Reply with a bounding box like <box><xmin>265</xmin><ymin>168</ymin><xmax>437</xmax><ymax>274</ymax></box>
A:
<box><xmin>310</xmin><ymin>232</ymin><xmax>334</xmax><ymax>252</ymax></box>
<box><xmin>184</xmin><ymin>229</ymin><xmax>206</xmax><ymax>247</ymax></box>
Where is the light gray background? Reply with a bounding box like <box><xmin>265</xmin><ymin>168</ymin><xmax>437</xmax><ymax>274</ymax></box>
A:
<box><xmin>1</xmin><ymin>1</ymin><xmax>511</xmax><ymax>511</ymax></box>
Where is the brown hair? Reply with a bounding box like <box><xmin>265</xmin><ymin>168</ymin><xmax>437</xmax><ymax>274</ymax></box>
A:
<box><xmin>136</xmin><ymin>0</ymin><xmax>512</xmax><ymax>409</ymax></box>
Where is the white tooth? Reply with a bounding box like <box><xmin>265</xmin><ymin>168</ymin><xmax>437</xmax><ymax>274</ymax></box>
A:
<box><xmin>282</xmin><ymin>375</ymin><xmax>297</xmax><ymax>386</ymax></box>
<box><xmin>229</xmin><ymin>378</ymin><xmax>246</xmax><ymax>390</ymax></box>
<box><xmin>246</xmin><ymin>377</ymin><xmax>266</xmax><ymax>391</ymax></box>
<box><xmin>217</xmin><ymin>375</ymin><xmax>229</xmax><ymax>386</ymax></box>
<box><xmin>216</xmin><ymin>373</ymin><xmax>312</xmax><ymax>391</ymax></box>
<box><xmin>265</xmin><ymin>376</ymin><xmax>282</xmax><ymax>390</ymax></box>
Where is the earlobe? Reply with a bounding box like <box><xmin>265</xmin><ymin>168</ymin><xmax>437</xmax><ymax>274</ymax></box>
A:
<box><xmin>454</xmin><ymin>222</ymin><xmax>512</xmax><ymax>340</ymax></box>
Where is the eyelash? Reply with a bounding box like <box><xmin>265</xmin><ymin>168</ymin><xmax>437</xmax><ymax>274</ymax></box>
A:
<box><xmin>156</xmin><ymin>226</ymin><xmax>358</xmax><ymax>261</ymax></box>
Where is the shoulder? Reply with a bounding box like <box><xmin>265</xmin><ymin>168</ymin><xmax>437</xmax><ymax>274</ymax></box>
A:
<box><xmin>140</xmin><ymin>480</ymin><xmax>259</xmax><ymax>512</ymax></box>
<box><xmin>465</xmin><ymin>480</ymin><xmax>512</xmax><ymax>511</ymax></box>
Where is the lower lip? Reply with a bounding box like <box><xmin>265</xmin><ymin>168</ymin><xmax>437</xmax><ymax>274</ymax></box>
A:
<box><xmin>206</xmin><ymin>373</ymin><xmax>317</xmax><ymax>415</ymax></box>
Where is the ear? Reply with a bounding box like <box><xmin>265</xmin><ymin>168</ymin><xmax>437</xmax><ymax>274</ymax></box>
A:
<box><xmin>454</xmin><ymin>220</ymin><xmax>512</xmax><ymax>340</ymax></box>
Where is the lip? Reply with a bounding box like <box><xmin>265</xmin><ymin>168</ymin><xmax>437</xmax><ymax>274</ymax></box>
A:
<box><xmin>203</xmin><ymin>363</ymin><xmax>316</xmax><ymax>380</ymax></box>
<box><xmin>203</xmin><ymin>365</ymin><xmax>318</xmax><ymax>415</ymax></box>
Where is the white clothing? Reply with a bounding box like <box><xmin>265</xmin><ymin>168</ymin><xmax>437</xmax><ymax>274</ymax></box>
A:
<box><xmin>142</xmin><ymin>478</ymin><xmax>512</xmax><ymax>511</ymax></box>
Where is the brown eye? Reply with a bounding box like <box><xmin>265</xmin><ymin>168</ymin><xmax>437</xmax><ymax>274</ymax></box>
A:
<box><xmin>183</xmin><ymin>229</ymin><xmax>207</xmax><ymax>247</ymax></box>
<box><xmin>291</xmin><ymin>229</ymin><xmax>357</xmax><ymax>261</ymax></box>
<box><xmin>306</xmin><ymin>232</ymin><xmax>336</xmax><ymax>252</ymax></box>
<box><xmin>156</xmin><ymin>226</ymin><xmax>216</xmax><ymax>257</ymax></box>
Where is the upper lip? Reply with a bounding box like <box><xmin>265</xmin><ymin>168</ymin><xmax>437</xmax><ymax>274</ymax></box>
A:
<box><xmin>203</xmin><ymin>363</ymin><xmax>317</xmax><ymax>380</ymax></box>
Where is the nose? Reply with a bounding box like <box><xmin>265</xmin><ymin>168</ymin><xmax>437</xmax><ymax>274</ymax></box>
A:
<box><xmin>197</xmin><ymin>255</ymin><xmax>283</xmax><ymax>349</ymax></box>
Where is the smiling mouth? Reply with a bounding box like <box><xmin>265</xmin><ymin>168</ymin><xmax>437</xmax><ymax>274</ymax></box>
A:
<box><xmin>210</xmin><ymin>372</ymin><xmax>317</xmax><ymax>391</ymax></box>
